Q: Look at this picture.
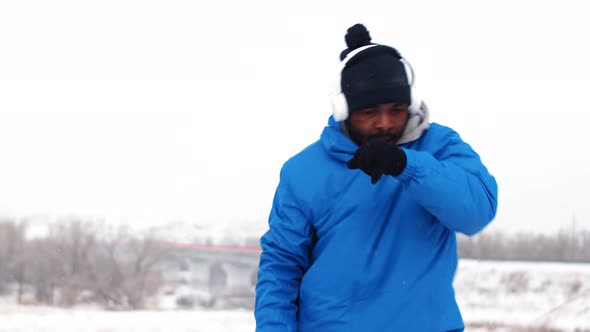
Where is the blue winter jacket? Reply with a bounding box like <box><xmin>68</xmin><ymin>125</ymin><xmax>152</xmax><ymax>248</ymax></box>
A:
<box><xmin>255</xmin><ymin>116</ymin><xmax>498</xmax><ymax>332</ymax></box>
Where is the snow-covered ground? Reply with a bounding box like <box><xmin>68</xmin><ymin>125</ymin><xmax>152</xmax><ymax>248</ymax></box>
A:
<box><xmin>456</xmin><ymin>259</ymin><xmax>590</xmax><ymax>331</ymax></box>
<box><xmin>0</xmin><ymin>302</ymin><xmax>254</xmax><ymax>332</ymax></box>
<box><xmin>1</xmin><ymin>259</ymin><xmax>590</xmax><ymax>332</ymax></box>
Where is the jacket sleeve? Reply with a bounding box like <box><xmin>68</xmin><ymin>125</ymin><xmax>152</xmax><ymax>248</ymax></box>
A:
<box><xmin>396</xmin><ymin>128</ymin><xmax>498</xmax><ymax>235</ymax></box>
<box><xmin>254</xmin><ymin>165</ymin><xmax>315</xmax><ymax>332</ymax></box>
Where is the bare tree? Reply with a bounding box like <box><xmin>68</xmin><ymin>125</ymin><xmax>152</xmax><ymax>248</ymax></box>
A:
<box><xmin>85</xmin><ymin>225</ymin><xmax>166</xmax><ymax>309</ymax></box>
<box><xmin>26</xmin><ymin>237</ymin><xmax>63</xmax><ymax>304</ymax></box>
<box><xmin>45</xmin><ymin>219</ymin><xmax>98</xmax><ymax>306</ymax></box>
<box><xmin>0</xmin><ymin>219</ymin><xmax>27</xmax><ymax>300</ymax></box>
<box><xmin>12</xmin><ymin>235</ymin><xmax>30</xmax><ymax>304</ymax></box>
<box><xmin>457</xmin><ymin>226</ymin><xmax>590</xmax><ymax>262</ymax></box>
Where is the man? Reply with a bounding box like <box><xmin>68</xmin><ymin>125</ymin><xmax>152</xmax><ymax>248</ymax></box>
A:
<box><xmin>254</xmin><ymin>23</ymin><xmax>498</xmax><ymax>332</ymax></box>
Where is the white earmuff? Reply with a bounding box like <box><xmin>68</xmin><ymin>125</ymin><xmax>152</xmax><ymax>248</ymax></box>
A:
<box><xmin>332</xmin><ymin>92</ymin><xmax>349</xmax><ymax>122</ymax></box>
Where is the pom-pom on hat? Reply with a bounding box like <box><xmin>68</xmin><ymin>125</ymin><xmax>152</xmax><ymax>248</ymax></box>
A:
<box><xmin>339</xmin><ymin>24</ymin><xmax>411</xmax><ymax>112</ymax></box>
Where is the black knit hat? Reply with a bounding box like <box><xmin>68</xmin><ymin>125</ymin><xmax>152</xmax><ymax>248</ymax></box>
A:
<box><xmin>339</xmin><ymin>24</ymin><xmax>411</xmax><ymax>112</ymax></box>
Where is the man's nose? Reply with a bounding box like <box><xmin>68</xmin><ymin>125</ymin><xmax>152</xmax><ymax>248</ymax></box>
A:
<box><xmin>375</xmin><ymin>112</ymin><xmax>394</xmax><ymax>130</ymax></box>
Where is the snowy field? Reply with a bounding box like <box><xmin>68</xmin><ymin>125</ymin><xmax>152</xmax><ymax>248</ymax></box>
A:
<box><xmin>456</xmin><ymin>259</ymin><xmax>590</xmax><ymax>331</ymax></box>
<box><xmin>1</xmin><ymin>259</ymin><xmax>590</xmax><ymax>332</ymax></box>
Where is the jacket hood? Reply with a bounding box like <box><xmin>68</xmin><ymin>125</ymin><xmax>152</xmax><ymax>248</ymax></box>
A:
<box><xmin>321</xmin><ymin>97</ymin><xmax>431</xmax><ymax>162</ymax></box>
<box><xmin>320</xmin><ymin>116</ymin><xmax>359</xmax><ymax>163</ymax></box>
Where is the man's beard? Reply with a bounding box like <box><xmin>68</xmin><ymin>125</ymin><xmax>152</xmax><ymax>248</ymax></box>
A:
<box><xmin>346</xmin><ymin>122</ymin><xmax>406</xmax><ymax>146</ymax></box>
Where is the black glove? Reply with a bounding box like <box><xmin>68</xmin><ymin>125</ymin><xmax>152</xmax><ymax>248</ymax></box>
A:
<box><xmin>347</xmin><ymin>138</ymin><xmax>407</xmax><ymax>184</ymax></box>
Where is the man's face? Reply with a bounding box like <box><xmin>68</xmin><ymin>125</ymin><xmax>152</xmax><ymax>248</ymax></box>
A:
<box><xmin>346</xmin><ymin>102</ymin><xmax>410</xmax><ymax>146</ymax></box>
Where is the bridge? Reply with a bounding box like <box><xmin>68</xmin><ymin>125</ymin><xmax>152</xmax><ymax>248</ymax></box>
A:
<box><xmin>153</xmin><ymin>242</ymin><xmax>263</xmax><ymax>309</ymax></box>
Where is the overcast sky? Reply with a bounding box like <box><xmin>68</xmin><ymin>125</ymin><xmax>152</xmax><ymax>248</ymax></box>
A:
<box><xmin>1</xmin><ymin>0</ymin><xmax>588</xmax><ymax>235</ymax></box>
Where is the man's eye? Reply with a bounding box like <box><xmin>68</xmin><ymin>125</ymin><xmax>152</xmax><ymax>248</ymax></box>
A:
<box><xmin>362</xmin><ymin>109</ymin><xmax>376</xmax><ymax>115</ymax></box>
<box><xmin>390</xmin><ymin>107</ymin><xmax>403</xmax><ymax>113</ymax></box>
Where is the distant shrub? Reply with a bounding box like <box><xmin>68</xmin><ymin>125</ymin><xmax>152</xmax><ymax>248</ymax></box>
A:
<box><xmin>502</xmin><ymin>271</ymin><xmax>529</xmax><ymax>293</ymax></box>
<box><xmin>567</xmin><ymin>279</ymin><xmax>583</xmax><ymax>296</ymax></box>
